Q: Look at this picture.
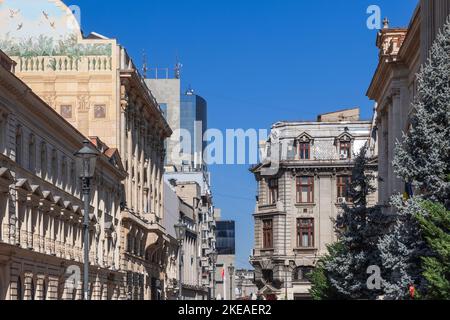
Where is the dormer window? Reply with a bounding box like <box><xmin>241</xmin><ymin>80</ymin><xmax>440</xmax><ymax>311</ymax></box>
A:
<box><xmin>336</xmin><ymin>132</ymin><xmax>353</xmax><ymax>160</ymax></box>
<box><xmin>299</xmin><ymin>142</ymin><xmax>310</xmax><ymax>160</ymax></box>
<box><xmin>296</xmin><ymin>133</ymin><xmax>313</xmax><ymax>160</ymax></box>
<box><xmin>339</xmin><ymin>141</ymin><xmax>351</xmax><ymax>160</ymax></box>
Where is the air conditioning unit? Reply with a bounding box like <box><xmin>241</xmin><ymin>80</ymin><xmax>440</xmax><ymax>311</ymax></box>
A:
<box><xmin>337</xmin><ymin>197</ymin><xmax>347</xmax><ymax>204</ymax></box>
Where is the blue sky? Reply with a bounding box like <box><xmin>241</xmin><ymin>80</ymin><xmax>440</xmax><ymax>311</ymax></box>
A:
<box><xmin>67</xmin><ymin>0</ymin><xmax>417</xmax><ymax>268</ymax></box>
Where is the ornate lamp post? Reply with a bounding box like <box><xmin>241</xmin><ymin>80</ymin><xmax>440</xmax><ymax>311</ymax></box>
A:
<box><xmin>74</xmin><ymin>140</ymin><xmax>99</xmax><ymax>301</ymax></box>
<box><xmin>228</xmin><ymin>263</ymin><xmax>235</xmax><ymax>301</ymax></box>
<box><xmin>174</xmin><ymin>220</ymin><xmax>187</xmax><ymax>300</ymax></box>
<box><xmin>209</xmin><ymin>250</ymin><xmax>218</xmax><ymax>300</ymax></box>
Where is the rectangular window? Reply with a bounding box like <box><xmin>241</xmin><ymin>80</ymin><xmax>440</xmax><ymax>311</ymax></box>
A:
<box><xmin>28</xmin><ymin>135</ymin><xmax>35</xmax><ymax>172</ymax></box>
<box><xmin>268</xmin><ymin>178</ymin><xmax>278</xmax><ymax>205</ymax></box>
<box><xmin>337</xmin><ymin>176</ymin><xmax>352</xmax><ymax>201</ymax></box>
<box><xmin>298</xmin><ymin>142</ymin><xmax>310</xmax><ymax>160</ymax></box>
<box><xmin>296</xmin><ymin>176</ymin><xmax>314</xmax><ymax>203</ymax></box>
<box><xmin>339</xmin><ymin>141</ymin><xmax>351</xmax><ymax>159</ymax></box>
<box><xmin>15</xmin><ymin>128</ymin><xmax>22</xmax><ymax>166</ymax></box>
<box><xmin>262</xmin><ymin>219</ymin><xmax>273</xmax><ymax>249</ymax></box>
<box><xmin>297</xmin><ymin>218</ymin><xmax>314</xmax><ymax>248</ymax></box>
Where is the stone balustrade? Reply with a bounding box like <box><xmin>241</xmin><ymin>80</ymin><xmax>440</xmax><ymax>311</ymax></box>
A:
<box><xmin>12</xmin><ymin>55</ymin><xmax>113</xmax><ymax>73</ymax></box>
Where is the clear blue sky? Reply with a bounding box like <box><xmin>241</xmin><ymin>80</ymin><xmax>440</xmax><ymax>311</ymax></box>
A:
<box><xmin>68</xmin><ymin>0</ymin><xmax>417</xmax><ymax>268</ymax></box>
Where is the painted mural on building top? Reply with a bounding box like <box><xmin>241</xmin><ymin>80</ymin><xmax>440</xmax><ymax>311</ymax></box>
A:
<box><xmin>0</xmin><ymin>0</ymin><xmax>111</xmax><ymax>58</ymax></box>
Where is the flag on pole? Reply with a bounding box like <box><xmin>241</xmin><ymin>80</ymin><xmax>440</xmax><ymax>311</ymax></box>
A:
<box><xmin>221</xmin><ymin>268</ymin><xmax>225</xmax><ymax>280</ymax></box>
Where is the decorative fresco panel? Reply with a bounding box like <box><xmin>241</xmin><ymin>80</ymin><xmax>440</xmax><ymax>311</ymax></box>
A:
<box><xmin>0</xmin><ymin>0</ymin><xmax>111</xmax><ymax>58</ymax></box>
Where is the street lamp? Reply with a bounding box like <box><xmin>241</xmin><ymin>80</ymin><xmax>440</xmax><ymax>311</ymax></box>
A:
<box><xmin>174</xmin><ymin>220</ymin><xmax>187</xmax><ymax>301</ymax></box>
<box><xmin>74</xmin><ymin>140</ymin><xmax>99</xmax><ymax>301</ymax></box>
<box><xmin>209</xmin><ymin>250</ymin><xmax>218</xmax><ymax>300</ymax></box>
<box><xmin>228</xmin><ymin>263</ymin><xmax>235</xmax><ymax>301</ymax></box>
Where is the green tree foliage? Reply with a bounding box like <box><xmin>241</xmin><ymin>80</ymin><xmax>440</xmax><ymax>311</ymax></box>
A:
<box><xmin>416</xmin><ymin>201</ymin><xmax>450</xmax><ymax>300</ymax></box>
<box><xmin>308</xmin><ymin>242</ymin><xmax>344</xmax><ymax>300</ymax></box>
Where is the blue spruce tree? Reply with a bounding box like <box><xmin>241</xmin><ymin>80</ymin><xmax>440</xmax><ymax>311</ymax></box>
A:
<box><xmin>379</xmin><ymin>16</ymin><xmax>450</xmax><ymax>299</ymax></box>
<box><xmin>324</xmin><ymin>145</ymin><xmax>389</xmax><ymax>299</ymax></box>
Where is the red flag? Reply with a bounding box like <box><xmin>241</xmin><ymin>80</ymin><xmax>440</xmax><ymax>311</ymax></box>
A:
<box><xmin>409</xmin><ymin>285</ymin><xmax>415</xmax><ymax>299</ymax></box>
<box><xmin>221</xmin><ymin>268</ymin><xmax>225</xmax><ymax>280</ymax></box>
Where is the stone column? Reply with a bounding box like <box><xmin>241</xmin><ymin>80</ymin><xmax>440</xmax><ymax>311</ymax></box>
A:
<box><xmin>390</xmin><ymin>88</ymin><xmax>403</xmax><ymax>197</ymax></box>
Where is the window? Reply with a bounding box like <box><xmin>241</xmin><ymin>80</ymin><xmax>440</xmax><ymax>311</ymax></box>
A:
<box><xmin>262</xmin><ymin>219</ymin><xmax>273</xmax><ymax>249</ymax></box>
<box><xmin>268</xmin><ymin>178</ymin><xmax>278</xmax><ymax>205</ymax></box>
<box><xmin>0</xmin><ymin>113</ymin><xmax>7</xmax><ymax>154</ymax></box>
<box><xmin>339</xmin><ymin>141</ymin><xmax>351</xmax><ymax>159</ymax></box>
<box><xmin>293</xmin><ymin>267</ymin><xmax>314</xmax><ymax>283</ymax></box>
<box><xmin>61</xmin><ymin>158</ymin><xmax>67</xmax><ymax>190</ymax></box>
<box><xmin>94</xmin><ymin>105</ymin><xmax>106</xmax><ymax>119</ymax></box>
<box><xmin>28</xmin><ymin>134</ymin><xmax>35</xmax><ymax>172</ymax></box>
<box><xmin>60</xmin><ymin>105</ymin><xmax>73</xmax><ymax>119</ymax></box>
<box><xmin>15</xmin><ymin>126</ymin><xmax>22</xmax><ymax>165</ymax></box>
<box><xmin>51</xmin><ymin>149</ymin><xmax>58</xmax><ymax>184</ymax></box>
<box><xmin>337</xmin><ymin>176</ymin><xmax>352</xmax><ymax>201</ymax></box>
<box><xmin>262</xmin><ymin>270</ymin><xmax>273</xmax><ymax>283</ymax></box>
<box><xmin>40</xmin><ymin>142</ymin><xmax>47</xmax><ymax>179</ymax></box>
<box><xmin>17</xmin><ymin>277</ymin><xmax>23</xmax><ymax>300</ymax></box>
<box><xmin>297</xmin><ymin>218</ymin><xmax>314</xmax><ymax>248</ymax></box>
<box><xmin>296</xmin><ymin>176</ymin><xmax>314</xmax><ymax>203</ymax></box>
<box><xmin>298</xmin><ymin>142</ymin><xmax>310</xmax><ymax>160</ymax></box>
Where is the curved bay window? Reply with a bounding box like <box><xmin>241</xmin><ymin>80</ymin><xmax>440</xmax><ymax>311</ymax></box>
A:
<box><xmin>297</xmin><ymin>218</ymin><xmax>314</xmax><ymax>248</ymax></box>
<box><xmin>296</xmin><ymin>176</ymin><xmax>314</xmax><ymax>204</ymax></box>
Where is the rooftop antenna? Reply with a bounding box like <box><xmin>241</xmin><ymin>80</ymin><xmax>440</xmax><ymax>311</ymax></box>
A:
<box><xmin>142</xmin><ymin>49</ymin><xmax>148</xmax><ymax>78</ymax></box>
<box><xmin>175</xmin><ymin>54</ymin><xmax>183</xmax><ymax>79</ymax></box>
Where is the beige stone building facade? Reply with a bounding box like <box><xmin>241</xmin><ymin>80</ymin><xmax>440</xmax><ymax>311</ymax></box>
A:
<box><xmin>367</xmin><ymin>0</ymin><xmax>450</xmax><ymax>208</ymax></box>
<box><xmin>0</xmin><ymin>1</ymin><xmax>172</xmax><ymax>300</ymax></box>
<box><xmin>0</xmin><ymin>50</ymin><xmax>127</xmax><ymax>300</ymax></box>
<box><xmin>250</xmin><ymin>109</ymin><xmax>376</xmax><ymax>300</ymax></box>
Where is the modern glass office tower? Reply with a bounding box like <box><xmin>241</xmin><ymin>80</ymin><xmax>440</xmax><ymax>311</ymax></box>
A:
<box><xmin>216</xmin><ymin>221</ymin><xmax>236</xmax><ymax>255</ymax></box>
<box><xmin>180</xmin><ymin>90</ymin><xmax>208</xmax><ymax>170</ymax></box>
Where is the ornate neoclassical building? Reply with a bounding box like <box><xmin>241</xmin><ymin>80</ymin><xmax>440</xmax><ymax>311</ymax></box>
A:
<box><xmin>250</xmin><ymin>109</ymin><xmax>376</xmax><ymax>300</ymax></box>
<box><xmin>0</xmin><ymin>0</ymin><xmax>172</xmax><ymax>299</ymax></box>
<box><xmin>367</xmin><ymin>0</ymin><xmax>450</xmax><ymax>208</ymax></box>
<box><xmin>0</xmin><ymin>50</ymin><xmax>127</xmax><ymax>300</ymax></box>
